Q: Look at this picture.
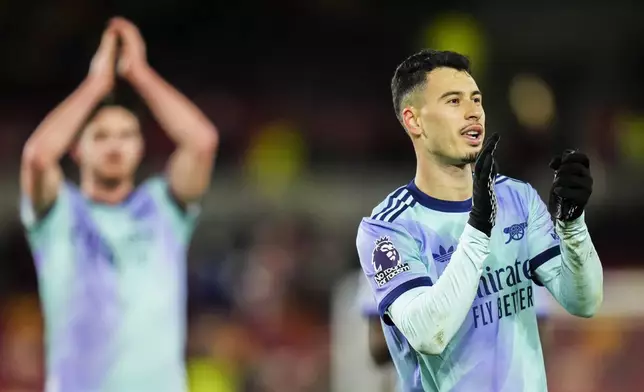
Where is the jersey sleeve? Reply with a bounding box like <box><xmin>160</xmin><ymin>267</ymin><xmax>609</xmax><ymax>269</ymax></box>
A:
<box><xmin>143</xmin><ymin>176</ymin><xmax>201</xmax><ymax>241</ymax></box>
<box><xmin>526</xmin><ymin>185</ymin><xmax>562</xmax><ymax>286</ymax></box>
<box><xmin>20</xmin><ymin>182</ymin><xmax>73</xmax><ymax>246</ymax></box>
<box><xmin>356</xmin><ymin>218</ymin><xmax>432</xmax><ymax>325</ymax></box>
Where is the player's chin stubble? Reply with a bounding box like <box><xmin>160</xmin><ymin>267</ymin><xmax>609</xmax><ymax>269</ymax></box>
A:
<box><xmin>461</xmin><ymin>153</ymin><xmax>478</xmax><ymax>165</ymax></box>
<box><xmin>99</xmin><ymin>177</ymin><xmax>125</xmax><ymax>189</ymax></box>
<box><xmin>95</xmin><ymin>171</ymin><xmax>128</xmax><ymax>190</ymax></box>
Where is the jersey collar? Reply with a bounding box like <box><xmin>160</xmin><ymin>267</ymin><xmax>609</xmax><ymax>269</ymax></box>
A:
<box><xmin>406</xmin><ymin>180</ymin><xmax>472</xmax><ymax>213</ymax></box>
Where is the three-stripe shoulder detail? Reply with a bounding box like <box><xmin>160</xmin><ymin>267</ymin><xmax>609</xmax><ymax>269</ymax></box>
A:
<box><xmin>495</xmin><ymin>175</ymin><xmax>525</xmax><ymax>185</ymax></box>
<box><xmin>371</xmin><ymin>188</ymin><xmax>417</xmax><ymax>223</ymax></box>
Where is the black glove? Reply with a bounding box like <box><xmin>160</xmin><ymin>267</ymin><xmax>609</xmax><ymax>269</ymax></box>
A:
<box><xmin>548</xmin><ymin>149</ymin><xmax>593</xmax><ymax>222</ymax></box>
<box><xmin>468</xmin><ymin>133</ymin><xmax>500</xmax><ymax>237</ymax></box>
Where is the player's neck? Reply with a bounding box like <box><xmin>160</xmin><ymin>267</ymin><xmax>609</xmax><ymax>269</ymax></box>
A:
<box><xmin>415</xmin><ymin>155</ymin><xmax>473</xmax><ymax>202</ymax></box>
<box><xmin>80</xmin><ymin>175</ymin><xmax>135</xmax><ymax>205</ymax></box>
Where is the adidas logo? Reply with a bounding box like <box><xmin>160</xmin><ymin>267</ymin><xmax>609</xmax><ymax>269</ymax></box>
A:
<box><xmin>432</xmin><ymin>245</ymin><xmax>456</xmax><ymax>263</ymax></box>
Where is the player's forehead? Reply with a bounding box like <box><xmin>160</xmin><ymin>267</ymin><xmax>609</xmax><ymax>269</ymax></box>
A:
<box><xmin>423</xmin><ymin>67</ymin><xmax>480</xmax><ymax>99</ymax></box>
<box><xmin>86</xmin><ymin>106</ymin><xmax>140</xmax><ymax>134</ymax></box>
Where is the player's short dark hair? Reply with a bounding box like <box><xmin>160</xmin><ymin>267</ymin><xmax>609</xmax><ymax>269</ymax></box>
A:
<box><xmin>89</xmin><ymin>100</ymin><xmax>138</xmax><ymax>121</ymax></box>
<box><xmin>391</xmin><ymin>49</ymin><xmax>471</xmax><ymax>123</ymax></box>
<box><xmin>93</xmin><ymin>80</ymin><xmax>142</xmax><ymax>119</ymax></box>
<box><xmin>79</xmin><ymin>80</ymin><xmax>143</xmax><ymax>135</ymax></box>
<box><xmin>75</xmin><ymin>96</ymin><xmax>142</xmax><ymax>144</ymax></box>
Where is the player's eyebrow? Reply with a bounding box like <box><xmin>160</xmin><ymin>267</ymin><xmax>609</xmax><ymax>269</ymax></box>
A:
<box><xmin>438</xmin><ymin>90</ymin><xmax>482</xmax><ymax>101</ymax></box>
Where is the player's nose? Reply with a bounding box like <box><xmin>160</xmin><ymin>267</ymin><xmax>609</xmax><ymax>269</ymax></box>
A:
<box><xmin>105</xmin><ymin>144</ymin><xmax>124</xmax><ymax>158</ymax></box>
<box><xmin>465</xmin><ymin>104</ymin><xmax>483</xmax><ymax>121</ymax></box>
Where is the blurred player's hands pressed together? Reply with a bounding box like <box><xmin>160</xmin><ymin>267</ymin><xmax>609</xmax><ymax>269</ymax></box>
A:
<box><xmin>548</xmin><ymin>150</ymin><xmax>593</xmax><ymax>222</ymax></box>
<box><xmin>88</xmin><ymin>27</ymin><xmax>118</xmax><ymax>96</ymax></box>
<box><xmin>109</xmin><ymin>17</ymin><xmax>149</xmax><ymax>81</ymax></box>
<box><xmin>468</xmin><ymin>133</ymin><xmax>500</xmax><ymax>237</ymax></box>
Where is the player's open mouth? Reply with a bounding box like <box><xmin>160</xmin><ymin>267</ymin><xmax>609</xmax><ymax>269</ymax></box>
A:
<box><xmin>461</xmin><ymin>125</ymin><xmax>483</xmax><ymax>143</ymax></box>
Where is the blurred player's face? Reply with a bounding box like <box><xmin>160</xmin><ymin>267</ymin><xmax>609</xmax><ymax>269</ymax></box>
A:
<box><xmin>77</xmin><ymin>106</ymin><xmax>143</xmax><ymax>184</ymax></box>
<box><xmin>409</xmin><ymin>67</ymin><xmax>485</xmax><ymax>165</ymax></box>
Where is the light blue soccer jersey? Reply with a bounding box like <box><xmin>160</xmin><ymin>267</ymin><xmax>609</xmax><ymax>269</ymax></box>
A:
<box><xmin>356</xmin><ymin>176</ymin><xmax>561</xmax><ymax>392</ymax></box>
<box><xmin>20</xmin><ymin>176</ymin><xmax>198</xmax><ymax>392</ymax></box>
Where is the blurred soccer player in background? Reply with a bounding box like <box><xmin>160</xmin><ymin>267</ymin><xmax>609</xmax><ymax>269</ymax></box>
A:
<box><xmin>20</xmin><ymin>17</ymin><xmax>218</xmax><ymax>392</ymax></box>
<box><xmin>359</xmin><ymin>277</ymin><xmax>391</xmax><ymax>368</ymax></box>
<box><xmin>358</xmin><ymin>277</ymin><xmax>400</xmax><ymax>392</ymax></box>
<box><xmin>356</xmin><ymin>49</ymin><xmax>603</xmax><ymax>391</ymax></box>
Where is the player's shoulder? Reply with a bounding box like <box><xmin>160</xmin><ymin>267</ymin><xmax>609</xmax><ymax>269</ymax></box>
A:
<box><xmin>495</xmin><ymin>174</ymin><xmax>536</xmax><ymax>196</ymax></box>
<box><xmin>139</xmin><ymin>175</ymin><xmax>168</xmax><ymax>190</ymax></box>
<box><xmin>368</xmin><ymin>183</ymin><xmax>418</xmax><ymax>224</ymax></box>
<box><xmin>129</xmin><ymin>175</ymin><xmax>175</xmax><ymax>211</ymax></box>
<box><xmin>494</xmin><ymin>174</ymin><xmax>544</xmax><ymax>215</ymax></box>
<box><xmin>136</xmin><ymin>174</ymin><xmax>175</xmax><ymax>202</ymax></box>
<box><xmin>56</xmin><ymin>179</ymin><xmax>85</xmax><ymax>205</ymax></box>
<box><xmin>54</xmin><ymin>179</ymin><xmax>81</xmax><ymax>195</ymax></box>
<box><xmin>357</xmin><ymin>183</ymin><xmax>420</xmax><ymax>246</ymax></box>
<box><xmin>495</xmin><ymin>173</ymin><xmax>527</xmax><ymax>187</ymax></box>
<box><xmin>137</xmin><ymin>174</ymin><xmax>200</xmax><ymax>224</ymax></box>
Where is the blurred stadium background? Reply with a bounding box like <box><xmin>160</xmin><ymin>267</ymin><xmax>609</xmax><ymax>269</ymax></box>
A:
<box><xmin>1</xmin><ymin>1</ymin><xmax>644</xmax><ymax>391</ymax></box>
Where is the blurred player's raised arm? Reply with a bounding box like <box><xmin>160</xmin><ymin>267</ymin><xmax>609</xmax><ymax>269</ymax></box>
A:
<box><xmin>21</xmin><ymin>28</ymin><xmax>117</xmax><ymax>215</ymax></box>
<box><xmin>527</xmin><ymin>151</ymin><xmax>603</xmax><ymax>317</ymax></box>
<box><xmin>111</xmin><ymin>17</ymin><xmax>219</xmax><ymax>203</ymax></box>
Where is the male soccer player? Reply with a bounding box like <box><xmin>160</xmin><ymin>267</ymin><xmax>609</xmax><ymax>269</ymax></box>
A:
<box><xmin>20</xmin><ymin>18</ymin><xmax>218</xmax><ymax>392</ymax></box>
<box><xmin>356</xmin><ymin>49</ymin><xmax>603</xmax><ymax>392</ymax></box>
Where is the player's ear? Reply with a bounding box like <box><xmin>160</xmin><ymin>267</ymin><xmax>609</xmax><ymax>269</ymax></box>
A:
<box><xmin>402</xmin><ymin>107</ymin><xmax>422</xmax><ymax>136</ymax></box>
